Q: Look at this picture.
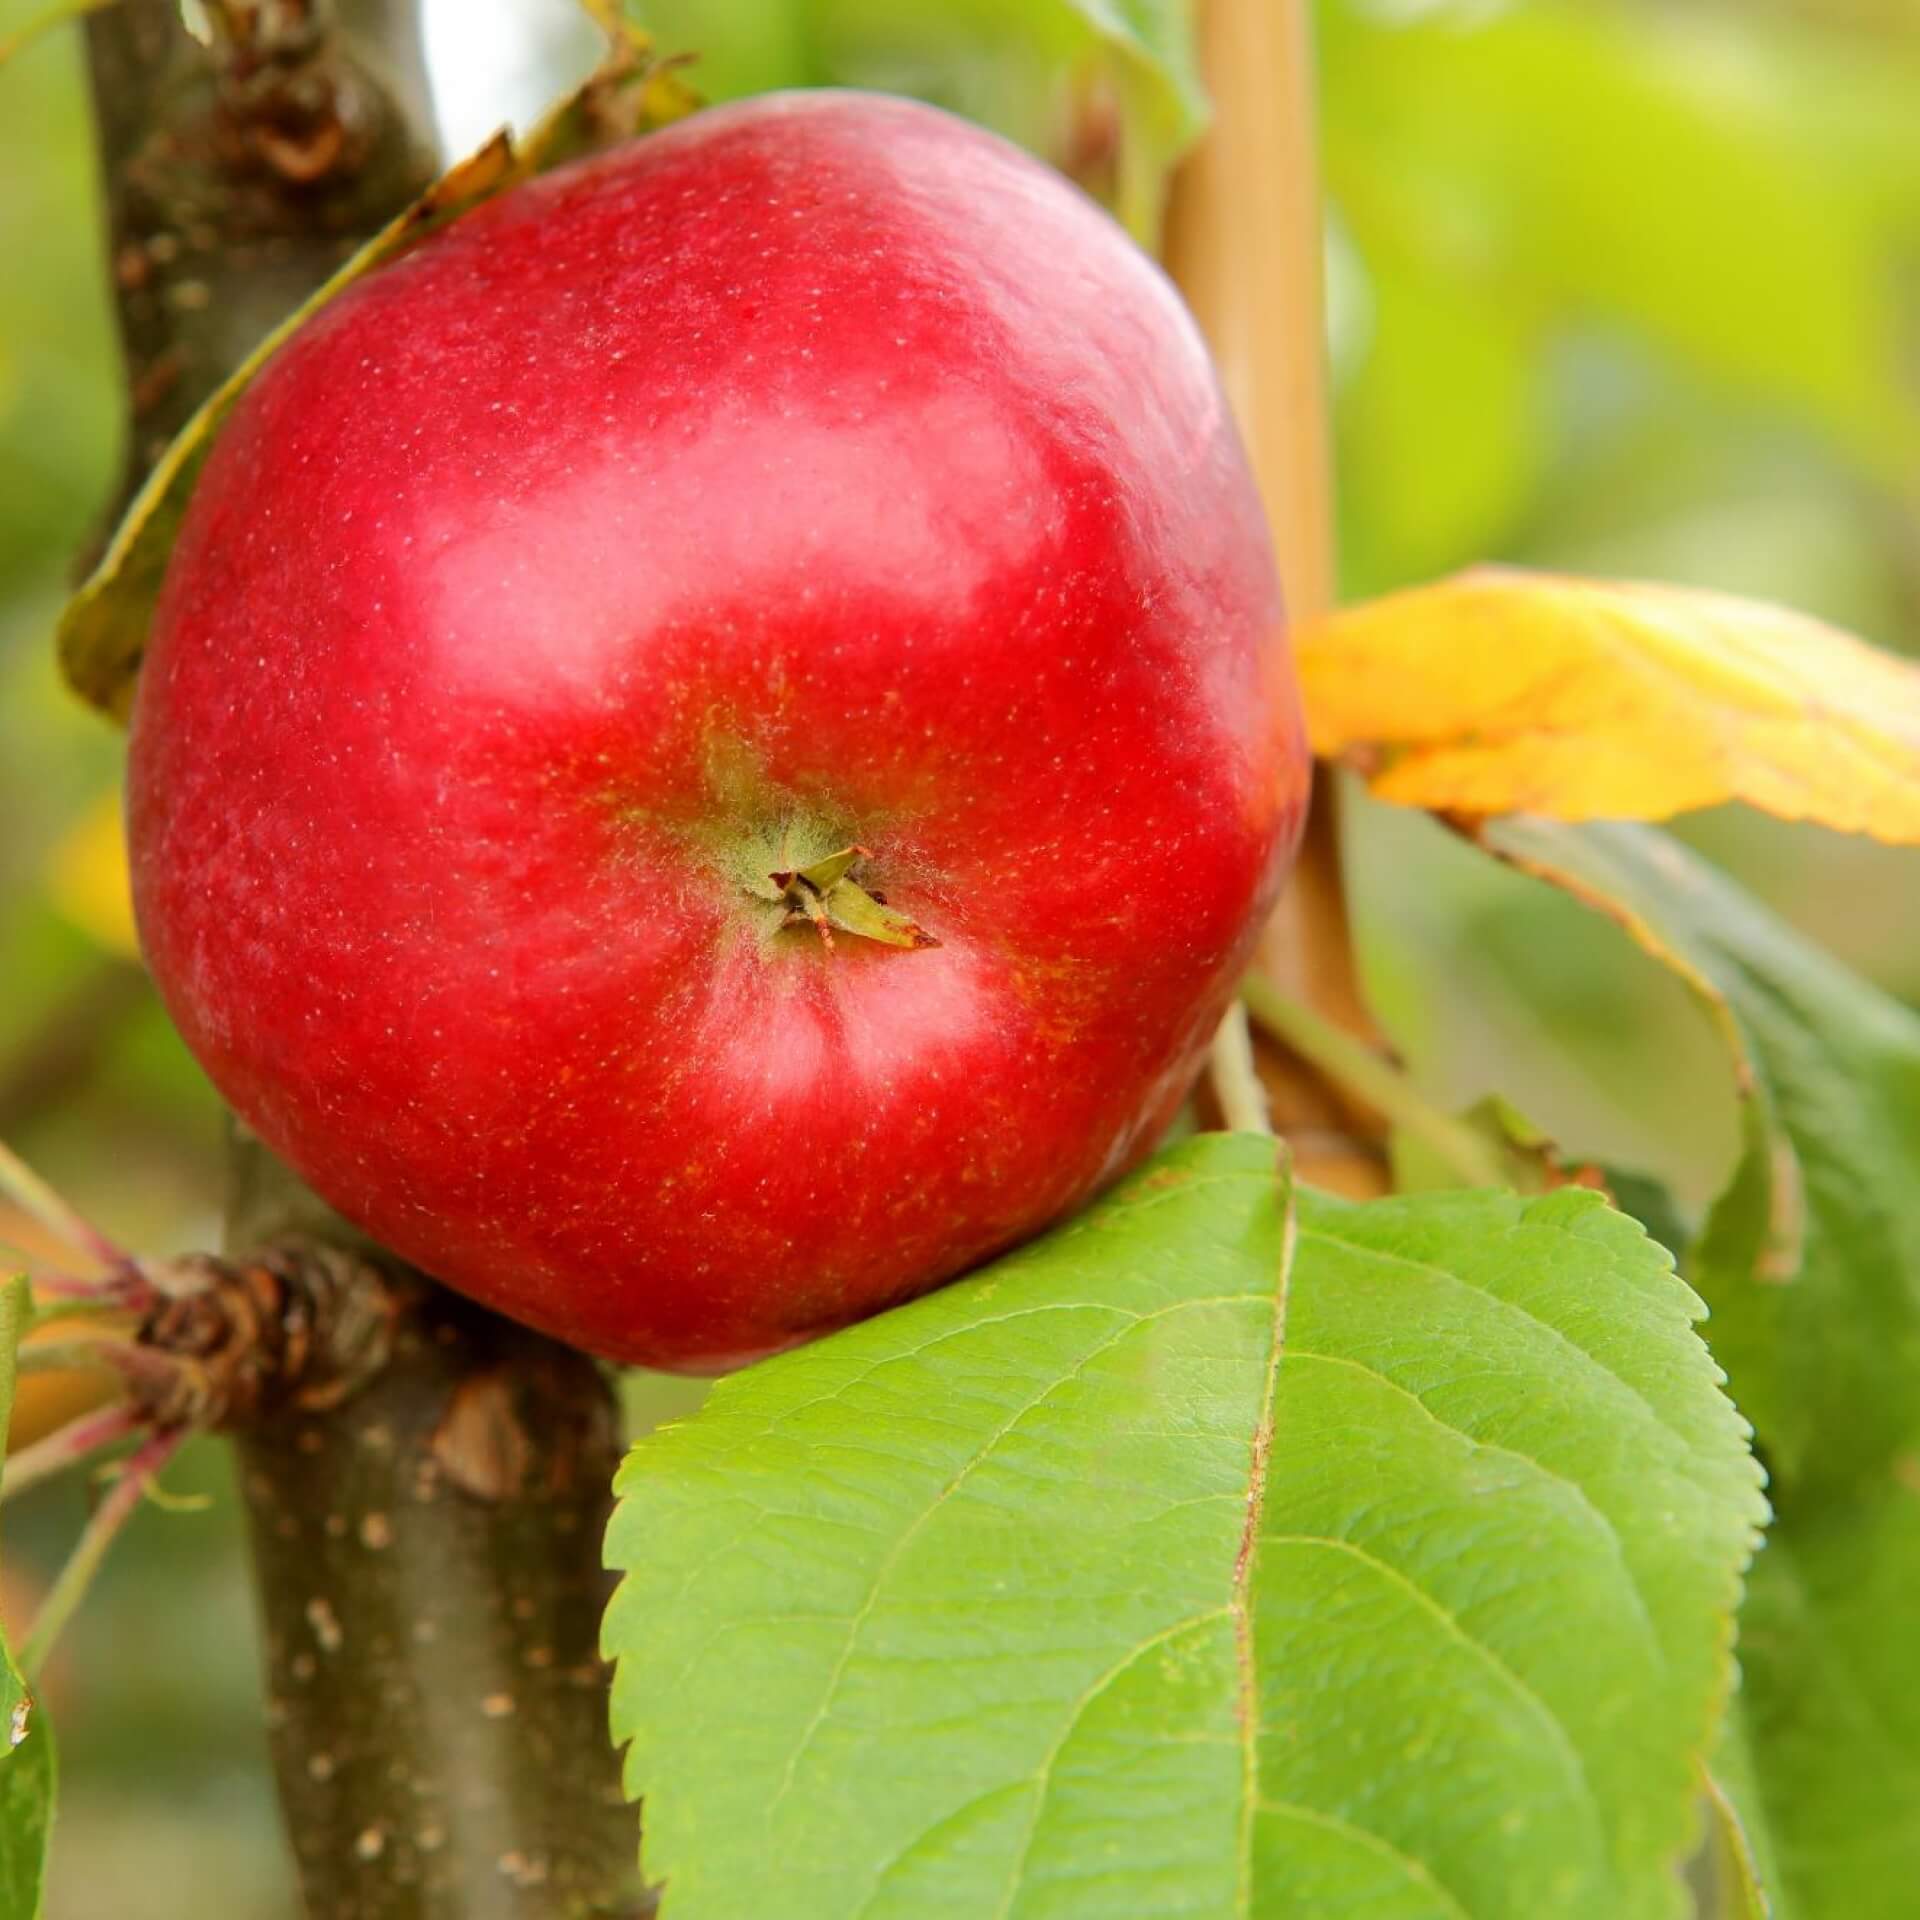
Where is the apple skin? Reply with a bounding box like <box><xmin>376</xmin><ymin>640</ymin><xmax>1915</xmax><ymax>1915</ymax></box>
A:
<box><xmin>128</xmin><ymin>91</ymin><xmax>1311</xmax><ymax>1371</ymax></box>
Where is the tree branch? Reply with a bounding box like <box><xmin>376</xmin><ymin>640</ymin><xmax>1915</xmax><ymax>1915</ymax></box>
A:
<box><xmin>79</xmin><ymin>8</ymin><xmax>646</xmax><ymax>1912</ymax></box>
<box><xmin>229</xmin><ymin>1136</ymin><xmax>643</xmax><ymax>1918</ymax></box>
<box><xmin>84</xmin><ymin>0</ymin><xmax>437</xmax><ymax>514</ymax></box>
<box><xmin>1164</xmin><ymin>0</ymin><xmax>1392</xmax><ymax>1198</ymax></box>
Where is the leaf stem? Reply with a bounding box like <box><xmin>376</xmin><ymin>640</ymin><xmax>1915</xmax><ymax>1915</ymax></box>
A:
<box><xmin>2</xmin><ymin>1401</ymin><xmax>140</xmax><ymax>1505</ymax></box>
<box><xmin>20</xmin><ymin>1422</ymin><xmax>186</xmax><ymax>1678</ymax></box>
<box><xmin>15</xmin><ymin>1269</ymin><xmax>131</xmax><ymax>1305</ymax></box>
<box><xmin>14</xmin><ymin>1338</ymin><xmax>132</xmax><ymax>1376</ymax></box>
<box><xmin>26</xmin><ymin>1295</ymin><xmax>141</xmax><ymax>1331</ymax></box>
<box><xmin>1208</xmin><ymin>1001</ymin><xmax>1274</xmax><ymax>1135</ymax></box>
<box><xmin>15</xmin><ymin>1336</ymin><xmax>178</xmax><ymax>1403</ymax></box>
<box><xmin>1239</xmin><ymin>975</ymin><xmax>1508</xmax><ymax>1188</ymax></box>
<box><xmin>0</xmin><ymin>1258</ymin><xmax>153</xmax><ymax>1316</ymax></box>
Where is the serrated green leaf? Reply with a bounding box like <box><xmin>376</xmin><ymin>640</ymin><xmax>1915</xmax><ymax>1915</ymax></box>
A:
<box><xmin>605</xmin><ymin>1134</ymin><xmax>1761</xmax><ymax>1919</ymax></box>
<box><xmin>56</xmin><ymin>23</ymin><xmax>696</xmax><ymax>722</ymax></box>
<box><xmin>623</xmin><ymin>0</ymin><xmax>1206</xmax><ymax>242</ymax></box>
<box><xmin>1387</xmin><ymin>1092</ymin><xmax>1595</xmax><ymax>1197</ymax></box>
<box><xmin>1386</xmin><ymin>1098</ymin><xmax>1688</xmax><ymax>1264</ymax></box>
<box><xmin>1473</xmin><ymin>818</ymin><xmax>1920</xmax><ymax>1919</ymax></box>
<box><xmin>0</xmin><ymin>1272</ymin><xmax>53</xmax><ymax>1919</ymax></box>
<box><xmin>1479</xmin><ymin>818</ymin><xmax>1920</xmax><ymax>1496</ymax></box>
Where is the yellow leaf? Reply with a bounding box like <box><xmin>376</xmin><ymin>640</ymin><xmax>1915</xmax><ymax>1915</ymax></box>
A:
<box><xmin>46</xmin><ymin>790</ymin><xmax>139</xmax><ymax>959</ymax></box>
<box><xmin>1299</xmin><ymin>567</ymin><xmax>1920</xmax><ymax>842</ymax></box>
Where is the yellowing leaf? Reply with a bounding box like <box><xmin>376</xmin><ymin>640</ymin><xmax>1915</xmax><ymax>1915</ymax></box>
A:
<box><xmin>45</xmin><ymin>790</ymin><xmax>137</xmax><ymax>959</ymax></box>
<box><xmin>1301</xmin><ymin>567</ymin><xmax>1920</xmax><ymax>841</ymax></box>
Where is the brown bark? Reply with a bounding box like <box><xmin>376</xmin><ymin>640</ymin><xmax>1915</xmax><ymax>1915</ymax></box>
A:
<box><xmin>80</xmin><ymin>7</ymin><xmax>644</xmax><ymax>1912</ymax></box>
<box><xmin>84</xmin><ymin>0</ymin><xmax>437</xmax><ymax>509</ymax></box>
<box><xmin>228</xmin><ymin>1137</ymin><xmax>644</xmax><ymax>1920</ymax></box>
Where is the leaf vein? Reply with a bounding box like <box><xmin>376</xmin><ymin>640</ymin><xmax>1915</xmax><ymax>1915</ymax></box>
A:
<box><xmin>1286</xmin><ymin>1349</ymin><xmax>1664</xmax><ymax>1662</ymax></box>
<box><xmin>764</xmin><ymin>1294</ymin><xmax>1253</xmax><ymax>1841</ymax></box>
<box><xmin>1234</xmin><ymin>1165</ymin><xmax>1295</xmax><ymax>1917</ymax></box>
<box><xmin>982</xmin><ymin>1606</ymin><xmax>1237</xmax><ymax>1920</ymax></box>
<box><xmin>1297</xmin><ymin>1224</ymin><xmax>1693</xmax><ymax>1455</ymax></box>
<box><xmin>1252</xmin><ymin>1797</ymin><xmax>1475</xmax><ymax>1920</ymax></box>
<box><xmin>1260</xmin><ymin>1531</ymin><xmax>1600</xmax><ymax>1834</ymax></box>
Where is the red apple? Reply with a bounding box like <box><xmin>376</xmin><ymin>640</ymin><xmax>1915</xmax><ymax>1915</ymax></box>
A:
<box><xmin>128</xmin><ymin>92</ymin><xmax>1310</xmax><ymax>1370</ymax></box>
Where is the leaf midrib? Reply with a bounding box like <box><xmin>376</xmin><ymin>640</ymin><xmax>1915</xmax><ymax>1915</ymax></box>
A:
<box><xmin>1232</xmin><ymin>1160</ymin><xmax>1295</xmax><ymax>1917</ymax></box>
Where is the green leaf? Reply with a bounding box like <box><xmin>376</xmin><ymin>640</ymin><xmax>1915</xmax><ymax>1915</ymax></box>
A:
<box><xmin>1730</xmin><ymin>1470</ymin><xmax>1920</xmax><ymax>1920</ymax></box>
<box><xmin>0</xmin><ymin>1716</ymin><xmax>54</xmax><ymax>1920</ymax></box>
<box><xmin>1704</xmin><ymin>1702</ymin><xmax>1786</xmax><ymax>1920</ymax></box>
<box><xmin>606</xmin><ymin>1134</ymin><xmax>1762</xmax><ymax>1918</ymax></box>
<box><xmin>1600</xmin><ymin>1167</ymin><xmax>1693</xmax><ymax>1268</ymax></box>
<box><xmin>1478</xmin><ymin>818</ymin><xmax>1920</xmax><ymax>1495</ymax></box>
<box><xmin>0</xmin><ymin>1272</ymin><xmax>54</xmax><ymax>1919</ymax></box>
<box><xmin>1388</xmin><ymin>1092</ymin><xmax>1586</xmax><ymax>1196</ymax></box>
<box><xmin>624</xmin><ymin>0</ymin><xmax>1207</xmax><ymax>242</ymax></box>
<box><xmin>56</xmin><ymin>24</ymin><xmax>697</xmax><ymax>722</ymax></box>
<box><xmin>1473</xmin><ymin>818</ymin><xmax>1920</xmax><ymax>1919</ymax></box>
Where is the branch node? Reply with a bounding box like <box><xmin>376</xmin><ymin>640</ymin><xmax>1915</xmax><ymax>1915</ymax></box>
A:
<box><xmin>132</xmin><ymin>1243</ymin><xmax>402</xmax><ymax>1430</ymax></box>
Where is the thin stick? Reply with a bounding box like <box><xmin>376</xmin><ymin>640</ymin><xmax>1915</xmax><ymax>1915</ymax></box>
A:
<box><xmin>2</xmin><ymin>1401</ymin><xmax>140</xmax><ymax>1504</ymax></box>
<box><xmin>1166</xmin><ymin>0</ymin><xmax>1392</xmax><ymax>1198</ymax></box>
<box><xmin>15</xmin><ymin>1337</ymin><xmax>134</xmax><ymax>1376</ymax></box>
<box><xmin>0</xmin><ymin>1137</ymin><xmax>133</xmax><ymax>1270</ymax></box>
<box><xmin>1163</xmin><ymin>0</ymin><xmax>1333</xmax><ymax>617</ymax></box>
<box><xmin>15</xmin><ymin>1337</ymin><xmax>179</xmax><ymax>1404</ymax></box>
<box><xmin>30</xmin><ymin>1262</ymin><xmax>158</xmax><ymax>1315</ymax></box>
<box><xmin>16</xmin><ymin>1268</ymin><xmax>135</xmax><ymax>1303</ymax></box>
<box><xmin>1208</xmin><ymin>1000</ymin><xmax>1274</xmax><ymax>1136</ymax></box>
<box><xmin>1241</xmin><ymin>975</ymin><xmax>1509</xmax><ymax>1190</ymax></box>
<box><xmin>20</xmin><ymin>1422</ymin><xmax>186</xmax><ymax>1678</ymax></box>
<box><xmin>0</xmin><ymin>1258</ymin><xmax>150</xmax><ymax>1309</ymax></box>
<box><xmin>25</xmin><ymin>1296</ymin><xmax>142</xmax><ymax>1331</ymax></box>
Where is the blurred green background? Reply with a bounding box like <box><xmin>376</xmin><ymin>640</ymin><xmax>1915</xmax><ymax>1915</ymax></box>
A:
<box><xmin>1</xmin><ymin>0</ymin><xmax>1916</xmax><ymax>1911</ymax></box>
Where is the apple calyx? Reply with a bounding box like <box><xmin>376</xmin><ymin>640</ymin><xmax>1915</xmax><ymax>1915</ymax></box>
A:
<box><xmin>765</xmin><ymin>844</ymin><xmax>939</xmax><ymax>952</ymax></box>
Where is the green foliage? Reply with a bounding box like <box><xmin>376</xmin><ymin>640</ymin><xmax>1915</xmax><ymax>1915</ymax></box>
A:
<box><xmin>1478</xmin><ymin>819</ymin><xmax>1920</xmax><ymax>1919</ymax></box>
<box><xmin>2</xmin><ymin>3</ymin><xmax>1915</xmax><ymax>1912</ymax></box>
<box><xmin>1701</xmin><ymin>1711</ymin><xmax>1775</xmax><ymax>1920</ymax></box>
<box><xmin>1482</xmin><ymin>819</ymin><xmax>1920</xmax><ymax>1496</ymax></box>
<box><xmin>0</xmin><ymin>1718</ymin><xmax>55</xmax><ymax>1920</ymax></box>
<box><xmin>1734</xmin><ymin>1473</ymin><xmax>1920</xmax><ymax>1920</ymax></box>
<box><xmin>1318</xmin><ymin>0</ymin><xmax>1920</xmax><ymax>597</ymax></box>
<box><xmin>0</xmin><ymin>1712</ymin><xmax>54</xmax><ymax>1920</ymax></box>
<box><xmin>622</xmin><ymin>0</ymin><xmax>1206</xmax><ymax>239</ymax></box>
<box><xmin>0</xmin><ymin>1274</ymin><xmax>54</xmax><ymax>1920</ymax></box>
<box><xmin>607</xmin><ymin>1135</ymin><xmax>1762</xmax><ymax>1918</ymax></box>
